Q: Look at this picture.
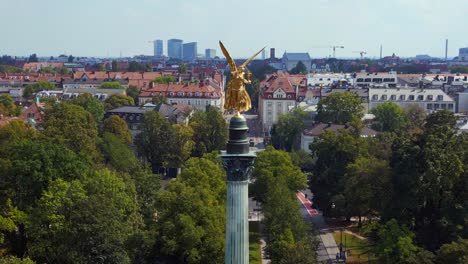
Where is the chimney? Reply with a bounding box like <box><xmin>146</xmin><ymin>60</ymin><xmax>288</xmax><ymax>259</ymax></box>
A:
<box><xmin>445</xmin><ymin>39</ymin><xmax>448</xmax><ymax>62</ymax></box>
<box><xmin>270</xmin><ymin>48</ymin><xmax>275</xmax><ymax>60</ymax></box>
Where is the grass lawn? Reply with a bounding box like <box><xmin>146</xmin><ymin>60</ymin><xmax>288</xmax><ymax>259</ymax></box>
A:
<box><xmin>332</xmin><ymin>231</ymin><xmax>374</xmax><ymax>264</ymax></box>
<box><xmin>249</xmin><ymin>221</ymin><xmax>262</xmax><ymax>264</ymax></box>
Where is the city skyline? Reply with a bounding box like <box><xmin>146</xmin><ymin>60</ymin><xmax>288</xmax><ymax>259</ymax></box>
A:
<box><xmin>1</xmin><ymin>0</ymin><xmax>468</xmax><ymax>58</ymax></box>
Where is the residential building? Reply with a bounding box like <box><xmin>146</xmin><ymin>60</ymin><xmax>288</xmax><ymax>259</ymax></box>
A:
<box><xmin>105</xmin><ymin>103</ymin><xmax>191</xmax><ymax>137</ymax></box>
<box><xmin>168</xmin><ymin>39</ymin><xmax>183</xmax><ymax>59</ymax></box>
<box><xmin>369</xmin><ymin>88</ymin><xmax>455</xmax><ymax>112</ymax></box>
<box><xmin>355</xmin><ymin>71</ymin><xmax>398</xmax><ymax>87</ymax></box>
<box><xmin>19</xmin><ymin>101</ymin><xmax>44</xmax><ymax>128</ymax></box>
<box><xmin>154</xmin><ymin>40</ymin><xmax>163</xmax><ymax>57</ymax></box>
<box><xmin>138</xmin><ymin>79</ymin><xmax>223</xmax><ymax>111</ymax></box>
<box><xmin>456</xmin><ymin>92</ymin><xmax>468</xmax><ymax>113</ymax></box>
<box><xmin>22</xmin><ymin>62</ymin><xmax>65</xmax><ymax>72</ymax></box>
<box><xmin>258</xmin><ymin>72</ymin><xmax>306</xmax><ymax>130</ymax></box>
<box><xmin>205</xmin><ymin>49</ymin><xmax>216</xmax><ymax>59</ymax></box>
<box><xmin>282</xmin><ymin>52</ymin><xmax>312</xmax><ymax>71</ymax></box>
<box><xmin>459</xmin><ymin>47</ymin><xmax>468</xmax><ymax>62</ymax></box>
<box><xmin>306</xmin><ymin>73</ymin><xmax>354</xmax><ymax>88</ymax></box>
<box><xmin>62</xmin><ymin>79</ymin><xmax>128</xmax><ymax>89</ymax></box>
<box><xmin>183</xmin><ymin>42</ymin><xmax>198</xmax><ymax>61</ymax></box>
<box><xmin>301</xmin><ymin>123</ymin><xmax>376</xmax><ymax>153</ymax></box>
<box><xmin>61</xmin><ymin>87</ymin><xmax>126</xmax><ymax>101</ymax></box>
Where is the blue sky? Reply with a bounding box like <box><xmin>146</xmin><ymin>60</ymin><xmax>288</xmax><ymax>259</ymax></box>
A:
<box><xmin>2</xmin><ymin>0</ymin><xmax>468</xmax><ymax>58</ymax></box>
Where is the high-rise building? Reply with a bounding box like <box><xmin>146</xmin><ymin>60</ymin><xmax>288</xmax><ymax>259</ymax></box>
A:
<box><xmin>205</xmin><ymin>48</ymin><xmax>216</xmax><ymax>59</ymax></box>
<box><xmin>154</xmin><ymin>39</ymin><xmax>163</xmax><ymax>57</ymax></box>
<box><xmin>183</xmin><ymin>42</ymin><xmax>198</xmax><ymax>61</ymax></box>
<box><xmin>459</xmin><ymin>47</ymin><xmax>468</xmax><ymax>62</ymax></box>
<box><xmin>168</xmin><ymin>39</ymin><xmax>183</xmax><ymax>59</ymax></box>
<box><xmin>261</xmin><ymin>49</ymin><xmax>266</xmax><ymax>60</ymax></box>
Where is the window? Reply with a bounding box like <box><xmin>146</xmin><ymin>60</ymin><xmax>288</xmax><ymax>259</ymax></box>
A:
<box><xmin>205</xmin><ymin>92</ymin><xmax>210</xmax><ymax>97</ymax></box>
<box><xmin>129</xmin><ymin>115</ymin><xmax>134</xmax><ymax>121</ymax></box>
<box><xmin>409</xmin><ymin>95</ymin><xmax>415</xmax><ymax>100</ymax></box>
<box><xmin>357</xmin><ymin>78</ymin><xmax>364</xmax><ymax>82</ymax></box>
<box><xmin>373</xmin><ymin>78</ymin><xmax>383</xmax><ymax>83</ymax></box>
<box><xmin>267</xmin><ymin>102</ymin><xmax>273</xmax><ymax>108</ymax></box>
<box><xmin>136</xmin><ymin>115</ymin><xmax>141</xmax><ymax>121</ymax></box>
<box><xmin>390</xmin><ymin>95</ymin><xmax>396</xmax><ymax>101</ymax></box>
<box><xmin>177</xmin><ymin>92</ymin><xmax>183</xmax><ymax>96</ymax></box>
<box><xmin>206</xmin><ymin>100</ymin><xmax>209</xmax><ymax>105</ymax></box>
<box><xmin>195</xmin><ymin>92</ymin><xmax>201</xmax><ymax>97</ymax></box>
<box><xmin>287</xmin><ymin>95</ymin><xmax>291</xmax><ymax>99</ymax></box>
<box><xmin>365</xmin><ymin>78</ymin><xmax>372</xmax><ymax>82</ymax></box>
<box><xmin>417</xmin><ymin>95</ymin><xmax>423</xmax><ymax>101</ymax></box>
<box><xmin>437</xmin><ymin>95</ymin><xmax>443</xmax><ymax>101</ymax></box>
<box><xmin>170</xmin><ymin>92</ymin><xmax>174</xmax><ymax>96</ymax></box>
<box><xmin>434</xmin><ymin>103</ymin><xmax>440</xmax><ymax>110</ymax></box>
<box><xmin>372</xmin><ymin>95</ymin><xmax>378</xmax><ymax>101</ymax></box>
<box><xmin>448</xmin><ymin>104</ymin><xmax>454</xmax><ymax>110</ymax></box>
<box><xmin>187</xmin><ymin>92</ymin><xmax>192</xmax><ymax>97</ymax></box>
<box><xmin>427</xmin><ymin>103</ymin><xmax>433</xmax><ymax>110</ymax></box>
<box><xmin>381</xmin><ymin>95</ymin><xmax>387</xmax><ymax>100</ymax></box>
<box><xmin>441</xmin><ymin>104</ymin><xmax>447</xmax><ymax>109</ymax></box>
<box><xmin>400</xmin><ymin>95</ymin><xmax>406</xmax><ymax>100</ymax></box>
<box><xmin>427</xmin><ymin>95</ymin><xmax>433</xmax><ymax>101</ymax></box>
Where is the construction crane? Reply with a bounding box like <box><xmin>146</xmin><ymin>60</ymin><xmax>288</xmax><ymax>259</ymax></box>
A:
<box><xmin>352</xmin><ymin>51</ymin><xmax>367</xmax><ymax>60</ymax></box>
<box><xmin>311</xmin><ymin>45</ymin><xmax>345</xmax><ymax>58</ymax></box>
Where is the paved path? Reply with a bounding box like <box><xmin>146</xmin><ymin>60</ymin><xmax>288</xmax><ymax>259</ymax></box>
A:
<box><xmin>297</xmin><ymin>191</ymin><xmax>340</xmax><ymax>263</ymax></box>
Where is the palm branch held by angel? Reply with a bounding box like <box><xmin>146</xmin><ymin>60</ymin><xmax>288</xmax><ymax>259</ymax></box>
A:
<box><xmin>219</xmin><ymin>41</ymin><xmax>265</xmax><ymax>115</ymax></box>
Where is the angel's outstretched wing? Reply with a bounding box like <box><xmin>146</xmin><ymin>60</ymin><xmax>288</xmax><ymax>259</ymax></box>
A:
<box><xmin>219</xmin><ymin>41</ymin><xmax>236</xmax><ymax>72</ymax></box>
<box><xmin>241</xmin><ymin>46</ymin><xmax>266</xmax><ymax>68</ymax></box>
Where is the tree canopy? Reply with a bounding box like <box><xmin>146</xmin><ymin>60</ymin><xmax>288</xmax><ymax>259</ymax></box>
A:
<box><xmin>370</xmin><ymin>102</ymin><xmax>407</xmax><ymax>132</ymax></box>
<box><xmin>316</xmin><ymin>92</ymin><xmax>364</xmax><ymax>124</ymax></box>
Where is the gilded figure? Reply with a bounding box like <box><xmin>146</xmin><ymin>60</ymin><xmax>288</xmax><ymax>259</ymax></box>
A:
<box><xmin>219</xmin><ymin>41</ymin><xmax>265</xmax><ymax>115</ymax></box>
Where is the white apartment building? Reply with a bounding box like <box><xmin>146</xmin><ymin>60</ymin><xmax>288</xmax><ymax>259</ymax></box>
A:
<box><xmin>306</xmin><ymin>73</ymin><xmax>354</xmax><ymax>87</ymax></box>
<box><xmin>355</xmin><ymin>71</ymin><xmax>398</xmax><ymax>87</ymax></box>
<box><xmin>369</xmin><ymin>88</ymin><xmax>455</xmax><ymax>112</ymax></box>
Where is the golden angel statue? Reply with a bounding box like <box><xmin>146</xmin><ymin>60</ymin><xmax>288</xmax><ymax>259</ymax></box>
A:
<box><xmin>219</xmin><ymin>41</ymin><xmax>265</xmax><ymax>115</ymax></box>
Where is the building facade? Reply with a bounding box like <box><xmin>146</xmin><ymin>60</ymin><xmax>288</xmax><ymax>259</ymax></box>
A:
<box><xmin>168</xmin><ymin>39</ymin><xmax>183</xmax><ymax>59</ymax></box>
<box><xmin>258</xmin><ymin>72</ymin><xmax>306</xmax><ymax>130</ymax></box>
<box><xmin>138</xmin><ymin>80</ymin><xmax>223</xmax><ymax>111</ymax></box>
<box><xmin>205</xmin><ymin>49</ymin><xmax>216</xmax><ymax>59</ymax></box>
<box><xmin>459</xmin><ymin>47</ymin><xmax>468</xmax><ymax>62</ymax></box>
<box><xmin>154</xmin><ymin>40</ymin><xmax>163</xmax><ymax>57</ymax></box>
<box><xmin>355</xmin><ymin>72</ymin><xmax>398</xmax><ymax>88</ymax></box>
<box><xmin>282</xmin><ymin>53</ymin><xmax>311</xmax><ymax>71</ymax></box>
<box><xmin>369</xmin><ymin>88</ymin><xmax>455</xmax><ymax>112</ymax></box>
<box><xmin>183</xmin><ymin>42</ymin><xmax>198</xmax><ymax>61</ymax></box>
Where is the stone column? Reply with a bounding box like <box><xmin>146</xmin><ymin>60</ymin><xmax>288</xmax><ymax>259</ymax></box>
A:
<box><xmin>221</xmin><ymin>114</ymin><xmax>256</xmax><ymax>264</ymax></box>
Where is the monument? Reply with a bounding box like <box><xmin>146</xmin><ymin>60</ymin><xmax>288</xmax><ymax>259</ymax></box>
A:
<box><xmin>219</xmin><ymin>41</ymin><xmax>264</xmax><ymax>264</ymax></box>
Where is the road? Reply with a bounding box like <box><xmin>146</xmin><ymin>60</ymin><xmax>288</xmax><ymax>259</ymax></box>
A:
<box><xmin>297</xmin><ymin>191</ymin><xmax>340</xmax><ymax>263</ymax></box>
<box><xmin>244</xmin><ymin>114</ymin><xmax>265</xmax><ymax>150</ymax></box>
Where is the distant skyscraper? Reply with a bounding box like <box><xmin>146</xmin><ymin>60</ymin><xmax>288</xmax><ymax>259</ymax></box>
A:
<box><xmin>460</xmin><ymin>47</ymin><xmax>468</xmax><ymax>62</ymax></box>
<box><xmin>183</xmin><ymin>42</ymin><xmax>198</xmax><ymax>61</ymax></box>
<box><xmin>168</xmin><ymin>39</ymin><xmax>183</xmax><ymax>59</ymax></box>
<box><xmin>154</xmin><ymin>40</ymin><xmax>163</xmax><ymax>57</ymax></box>
<box><xmin>205</xmin><ymin>48</ymin><xmax>216</xmax><ymax>59</ymax></box>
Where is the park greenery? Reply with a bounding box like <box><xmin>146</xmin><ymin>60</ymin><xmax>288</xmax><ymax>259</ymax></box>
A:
<box><xmin>271</xmin><ymin>92</ymin><xmax>468</xmax><ymax>263</ymax></box>
<box><xmin>99</xmin><ymin>81</ymin><xmax>126</xmax><ymax>89</ymax></box>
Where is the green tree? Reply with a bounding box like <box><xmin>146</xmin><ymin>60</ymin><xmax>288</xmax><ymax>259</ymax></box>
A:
<box><xmin>99</xmin><ymin>133</ymin><xmax>139</xmax><ymax>172</ymax></box>
<box><xmin>67</xmin><ymin>55</ymin><xmax>74</xmax><ymax>63</ymax></box>
<box><xmin>126</xmin><ymin>85</ymin><xmax>140</xmax><ymax>105</ymax></box>
<box><xmin>404</xmin><ymin>104</ymin><xmax>427</xmax><ymax>132</ymax></box>
<box><xmin>178</xmin><ymin>64</ymin><xmax>188</xmax><ymax>74</ymax></box>
<box><xmin>28</xmin><ymin>169</ymin><xmax>142</xmax><ymax>264</ymax></box>
<box><xmin>70</xmin><ymin>93</ymin><xmax>105</xmax><ymax>122</ymax></box>
<box><xmin>190</xmin><ymin>106</ymin><xmax>227</xmax><ymax>157</ymax></box>
<box><xmin>154</xmin><ymin>157</ymin><xmax>226</xmax><ymax>264</ymax></box>
<box><xmin>309</xmin><ymin>129</ymin><xmax>367</xmax><ymax>216</ymax></box>
<box><xmin>449</xmin><ymin>66</ymin><xmax>468</xmax><ymax>73</ymax></box>
<box><xmin>23</xmin><ymin>81</ymin><xmax>56</xmax><ymax>98</ymax></box>
<box><xmin>104</xmin><ymin>94</ymin><xmax>135</xmax><ymax>110</ymax></box>
<box><xmin>290</xmin><ymin>61</ymin><xmax>308</xmax><ymax>74</ymax></box>
<box><xmin>135</xmin><ymin>111</ymin><xmax>175</xmax><ymax>169</ymax></box>
<box><xmin>316</xmin><ymin>92</ymin><xmax>364</xmax><ymax>124</ymax></box>
<box><xmin>436</xmin><ymin>239</ymin><xmax>468</xmax><ymax>264</ymax></box>
<box><xmin>0</xmin><ymin>95</ymin><xmax>19</xmax><ymax>116</ymax></box>
<box><xmin>168</xmin><ymin>124</ymin><xmax>194</xmax><ymax>168</ymax></box>
<box><xmin>99</xmin><ymin>81</ymin><xmax>125</xmax><ymax>89</ymax></box>
<box><xmin>0</xmin><ymin>256</ymin><xmax>35</xmax><ymax>264</ymax></box>
<box><xmin>289</xmin><ymin>149</ymin><xmax>314</xmax><ymax>172</ymax></box>
<box><xmin>370</xmin><ymin>102</ymin><xmax>407</xmax><ymax>132</ymax></box>
<box><xmin>58</xmin><ymin>67</ymin><xmax>69</xmax><ymax>75</ymax></box>
<box><xmin>271</xmin><ymin>108</ymin><xmax>307</xmax><ymax>151</ymax></box>
<box><xmin>375</xmin><ymin>219</ymin><xmax>434</xmax><ymax>264</ymax></box>
<box><xmin>153</xmin><ymin>76</ymin><xmax>176</xmax><ymax>84</ymax></box>
<box><xmin>43</xmin><ymin>103</ymin><xmax>98</xmax><ymax>156</ymax></box>
<box><xmin>344</xmin><ymin>156</ymin><xmax>391</xmax><ymax>226</ymax></box>
<box><xmin>37</xmin><ymin>66</ymin><xmax>56</xmax><ymax>74</ymax></box>
<box><xmin>102</xmin><ymin>115</ymin><xmax>132</xmax><ymax>144</ymax></box>
<box><xmin>151</xmin><ymin>95</ymin><xmax>167</xmax><ymax>105</ymax></box>
<box><xmin>387</xmin><ymin>110</ymin><xmax>464</xmax><ymax>250</ymax></box>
